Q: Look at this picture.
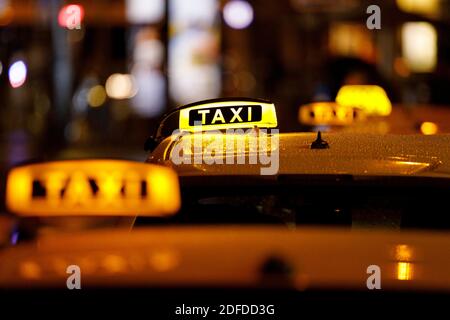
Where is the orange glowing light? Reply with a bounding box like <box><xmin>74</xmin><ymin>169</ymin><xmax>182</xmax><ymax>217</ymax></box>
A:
<box><xmin>394</xmin><ymin>244</ymin><xmax>414</xmax><ymax>281</ymax></box>
<box><xmin>20</xmin><ymin>261</ymin><xmax>42</xmax><ymax>280</ymax></box>
<box><xmin>394</xmin><ymin>57</ymin><xmax>411</xmax><ymax>77</ymax></box>
<box><xmin>420</xmin><ymin>122</ymin><xmax>438</xmax><ymax>135</ymax></box>
<box><xmin>0</xmin><ymin>4</ymin><xmax>14</xmax><ymax>26</ymax></box>
<box><xmin>6</xmin><ymin>160</ymin><xmax>180</xmax><ymax>217</ymax></box>
<box><xmin>395</xmin><ymin>244</ymin><xmax>413</xmax><ymax>261</ymax></box>
<box><xmin>336</xmin><ymin>85</ymin><xmax>392</xmax><ymax>116</ymax></box>
<box><xmin>102</xmin><ymin>255</ymin><xmax>127</xmax><ymax>274</ymax></box>
<box><xmin>397</xmin><ymin>0</ymin><xmax>440</xmax><ymax>16</ymax></box>
<box><xmin>397</xmin><ymin>262</ymin><xmax>413</xmax><ymax>280</ymax></box>
<box><xmin>149</xmin><ymin>250</ymin><xmax>179</xmax><ymax>272</ymax></box>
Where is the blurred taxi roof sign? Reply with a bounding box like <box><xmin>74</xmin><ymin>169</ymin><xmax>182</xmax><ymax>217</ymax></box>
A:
<box><xmin>299</xmin><ymin>102</ymin><xmax>366</xmax><ymax>126</ymax></box>
<box><xmin>6</xmin><ymin>160</ymin><xmax>180</xmax><ymax>217</ymax></box>
<box><xmin>178</xmin><ymin>98</ymin><xmax>278</xmax><ymax>132</ymax></box>
<box><xmin>336</xmin><ymin>85</ymin><xmax>392</xmax><ymax>116</ymax></box>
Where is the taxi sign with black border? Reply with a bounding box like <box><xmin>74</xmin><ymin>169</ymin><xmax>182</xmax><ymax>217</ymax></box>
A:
<box><xmin>178</xmin><ymin>98</ymin><xmax>277</xmax><ymax>132</ymax></box>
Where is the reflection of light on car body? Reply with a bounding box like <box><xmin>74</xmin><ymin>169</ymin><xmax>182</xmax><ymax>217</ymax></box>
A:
<box><xmin>20</xmin><ymin>261</ymin><xmax>42</xmax><ymax>280</ymax></box>
<box><xmin>395</xmin><ymin>244</ymin><xmax>414</xmax><ymax>281</ymax></box>
<box><xmin>397</xmin><ymin>262</ymin><xmax>413</xmax><ymax>281</ymax></box>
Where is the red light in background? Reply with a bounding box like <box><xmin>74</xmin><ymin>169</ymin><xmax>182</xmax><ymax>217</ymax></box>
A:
<box><xmin>58</xmin><ymin>4</ymin><xmax>84</xmax><ymax>29</ymax></box>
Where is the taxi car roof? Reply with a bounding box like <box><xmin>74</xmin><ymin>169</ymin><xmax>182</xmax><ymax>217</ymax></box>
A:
<box><xmin>1</xmin><ymin>226</ymin><xmax>449</xmax><ymax>291</ymax></box>
<box><xmin>149</xmin><ymin>132</ymin><xmax>450</xmax><ymax>178</ymax></box>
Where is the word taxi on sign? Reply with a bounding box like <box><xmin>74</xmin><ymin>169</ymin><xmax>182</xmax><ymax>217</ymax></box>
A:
<box><xmin>6</xmin><ymin>160</ymin><xmax>180</xmax><ymax>217</ymax></box>
<box><xmin>179</xmin><ymin>98</ymin><xmax>278</xmax><ymax>132</ymax></box>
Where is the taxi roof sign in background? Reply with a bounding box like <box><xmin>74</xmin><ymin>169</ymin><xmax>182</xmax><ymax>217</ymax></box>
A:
<box><xmin>6</xmin><ymin>160</ymin><xmax>180</xmax><ymax>217</ymax></box>
<box><xmin>336</xmin><ymin>85</ymin><xmax>392</xmax><ymax>116</ymax></box>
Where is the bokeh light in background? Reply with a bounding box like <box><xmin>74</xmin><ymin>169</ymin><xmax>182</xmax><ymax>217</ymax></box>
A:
<box><xmin>130</xmin><ymin>27</ymin><xmax>165</xmax><ymax>117</ymax></box>
<box><xmin>131</xmin><ymin>68</ymin><xmax>165</xmax><ymax>117</ymax></box>
<box><xmin>87</xmin><ymin>85</ymin><xmax>107</xmax><ymax>108</ymax></box>
<box><xmin>169</xmin><ymin>0</ymin><xmax>221</xmax><ymax>105</ymax></box>
<box><xmin>396</xmin><ymin>0</ymin><xmax>440</xmax><ymax>16</ymax></box>
<box><xmin>402</xmin><ymin>22</ymin><xmax>437</xmax><ymax>73</ymax></box>
<box><xmin>223</xmin><ymin>0</ymin><xmax>254</xmax><ymax>30</ymax></box>
<box><xmin>0</xmin><ymin>0</ymin><xmax>13</xmax><ymax>26</ymax></box>
<box><xmin>328</xmin><ymin>23</ymin><xmax>375</xmax><ymax>63</ymax></box>
<box><xmin>170</xmin><ymin>0</ymin><xmax>217</xmax><ymax>29</ymax></box>
<box><xmin>58</xmin><ymin>4</ymin><xmax>85</xmax><ymax>30</ymax></box>
<box><xmin>73</xmin><ymin>76</ymin><xmax>98</xmax><ymax>114</ymax></box>
<box><xmin>126</xmin><ymin>0</ymin><xmax>164</xmax><ymax>24</ymax></box>
<box><xmin>105</xmin><ymin>74</ymin><xmax>138</xmax><ymax>100</ymax></box>
<box><xmin>420</xmin><ymin>122</ymin><xmax>438</xmax><ymax>135</ymax></box>
<box><xmin>133</xmin><ymin>36</ymin><xmax>164</xmax><ymax>68</ymax></box>
<box><xmin>1</xmin><ymin>0</ymin><xmax>450</xmax><ymax>155</ymax></box>
<box><xmin>0</xmin><ymin>60</ymin><xmax>2</xmax><ymax>76</ymax></box>
<box><xmin>126</xmin><ymin>1</ymin><xmax>166</xmax><ymax>118</ymax></box>
<box><xmin>8</xmin><ymin>60</ymin><xmax>27</xmax><ymax>88</ymax></box>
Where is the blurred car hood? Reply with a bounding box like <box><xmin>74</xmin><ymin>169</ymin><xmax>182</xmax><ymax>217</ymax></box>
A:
<box><xmin>1</xmin><ymin>226</ymin><xmax>449</xmax><ymax>291</ymax></box>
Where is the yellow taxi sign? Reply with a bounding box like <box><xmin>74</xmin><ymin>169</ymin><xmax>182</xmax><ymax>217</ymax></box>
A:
<box><xmin>178</xmin><ymin>99</ymin><xmax>277</xmax><ymax>132</ymax></box>
<box><xmin>6</xmin><ymin>160</ymin><xmax>180</xmax><ymax>217</ymax></box>
<box><xmin>299</xmin><ymin>102</ymin><xmax>366</xmax><ymax>126</ymax></box>
<box><xmin>335</xmin><ymin>85</ymin><xmax>392</xmax><ymax>116</ymax></box>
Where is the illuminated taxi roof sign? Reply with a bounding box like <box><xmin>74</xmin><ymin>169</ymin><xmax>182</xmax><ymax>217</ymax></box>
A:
<box><xmin>6</xmin><ymin>160</ymin><xmax>180</xmax><ymax>217</ymax></box>
<box><xmin>178</xmin><ymin>98</ymin><xmax>277</xmax><ymax>132</ymax></box>
<box><xmin>336</xmin><ymin>85</ymin><xmax>392</xmax><ymax>116</ymax></box>
<box><xmin>299</xmin><ymin>102</ymin><xmax>366</xmax><ymax>126</ymax></box>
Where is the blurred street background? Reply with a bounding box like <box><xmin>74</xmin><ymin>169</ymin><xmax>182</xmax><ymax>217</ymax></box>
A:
<box><xmin>1</xmin><ymin>0</ymin><xmax>450</xmax><ymax>168</ymax></box>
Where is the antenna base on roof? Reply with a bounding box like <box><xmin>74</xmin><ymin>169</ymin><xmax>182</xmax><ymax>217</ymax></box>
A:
<box><xmin>311</xmin><ymin>131</ymin><xmax>329</xmax><ymax>149</ymax></box>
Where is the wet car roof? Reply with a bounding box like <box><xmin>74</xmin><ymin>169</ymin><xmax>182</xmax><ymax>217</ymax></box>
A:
<box><xmin>149</xmin><ymin>133</ymin><xmax>450</xmax><ymax>178</ymax></box>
